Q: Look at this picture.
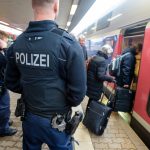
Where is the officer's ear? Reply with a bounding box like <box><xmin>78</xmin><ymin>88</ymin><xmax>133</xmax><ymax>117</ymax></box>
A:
<box><xmin>54</xmin><ymin>0</ymin><xmax>59</xmax><ymax>18</ymax></box>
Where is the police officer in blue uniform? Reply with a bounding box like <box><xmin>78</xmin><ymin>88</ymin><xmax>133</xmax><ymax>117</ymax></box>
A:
<box><xmin>5</xmin><ymin>0</ymin><xmax>86</xmax><ymax>149</ymax></box>
<box><xmin>0</xmin><ymin>31</ymin><xmax>17</xmax><ymax>137</ymax></box>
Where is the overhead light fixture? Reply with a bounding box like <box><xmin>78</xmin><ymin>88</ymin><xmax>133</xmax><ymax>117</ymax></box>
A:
<box><xmin>0</xmin><ymin>21</ymin><xmax>9</xmax><ymax>26</ymax></box>
<box><xmin>107</xmin><ymin>13</ymin><xmax>122</xmax><ymax>21</ymax></box>
<box><xmin>0</xmin><ymin>24</ymin><xmax>22</xmax><ymax>35</ymax></box>
<box><xmin>65</xmin><ymin>0</ymin><xmax>79</xmax><ymax>30</ymax></box>
<box><xmin>70</xmin><ymin>5</ymin><xmax>78</xmax><ymax>15</ymax></box>
<box><xmin>67</xmin><ymin>21</ymin><xmax>71</xmax><ymax>26</ymax></box>
<box><xmin>71</xmin><ymin>0</ymin><xmax>126</xmax><ymax>36</ymax></box>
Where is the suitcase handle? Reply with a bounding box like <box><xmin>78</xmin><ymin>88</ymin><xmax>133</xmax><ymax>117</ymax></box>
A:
<box><xmin>102</xmin><ymin>82</ymin><xmax>117</xmax><ymax>109</ymax></box>
<box><xmin>101</xmin><ymin>82</ymin><xmax>117</xmax><ymax>101</ymax></box>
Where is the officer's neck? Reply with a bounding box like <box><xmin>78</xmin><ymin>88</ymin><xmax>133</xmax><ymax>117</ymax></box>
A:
<box><xmin>34</xmin><ymin>14</ymin><xmax>55</xmax><ymax>21</ymax></box>
<box><xmin>34</xmin><ymin>10</ymin><xmax>56</xmax><ymax>21</ymax></box>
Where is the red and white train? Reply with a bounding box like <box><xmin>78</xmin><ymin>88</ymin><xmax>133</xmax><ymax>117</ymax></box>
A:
<box><xmin>85</xmin><ymin>0</ymin><xmax>150</xmax><ymax>147</ymax></box>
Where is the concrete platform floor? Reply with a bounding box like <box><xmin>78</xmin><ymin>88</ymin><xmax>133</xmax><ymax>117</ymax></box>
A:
<box><xmin>0</xmin><ymin>92</ymin><xmax>148</xmax><ymax>150</ymax></box>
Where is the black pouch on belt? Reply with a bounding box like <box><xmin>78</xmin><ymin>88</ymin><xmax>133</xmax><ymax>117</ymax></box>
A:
<box><xmin>66</xmin><ymin>111</ymin><xmax>83</xmax><ymax>135</ymax></box>
<box><xmin>15</xmin><ymin>97</ymin><xmax>25</xmax><ymax>121</ymax></box>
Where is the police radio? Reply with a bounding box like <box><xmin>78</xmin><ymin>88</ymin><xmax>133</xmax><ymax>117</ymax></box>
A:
<box><xmin>15</xmin><ymin>97</ymin><xmax>25</xmax><ymax>121</ymax></box>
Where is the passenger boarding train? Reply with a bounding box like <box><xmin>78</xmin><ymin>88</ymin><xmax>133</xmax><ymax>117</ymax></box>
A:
<box><xmin>83</xmin><ymin>0</ymin><xmax>150</xmax><ymax>148</ymax></box>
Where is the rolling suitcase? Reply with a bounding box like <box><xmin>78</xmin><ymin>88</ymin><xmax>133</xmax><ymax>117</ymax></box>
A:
<box><xmin>83</xmin><ymin>100</ymin><xmax>112</xmax><ymax>135</ymax></box>
<box><xmin>107</xmin><ymin>85</ymin><xmax>134</xmax><ymax>112</ymax></box>
<box><xmin>114</xmin><ymin>87</ymin><xmax>134</xmax><ymax>112</ymax></box>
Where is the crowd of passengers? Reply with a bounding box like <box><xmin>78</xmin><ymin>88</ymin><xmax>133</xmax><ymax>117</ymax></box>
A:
<box><xmin>79</xmin><ymin>35</ymin><xmax>142</xmax><ymax>104</ymax></box>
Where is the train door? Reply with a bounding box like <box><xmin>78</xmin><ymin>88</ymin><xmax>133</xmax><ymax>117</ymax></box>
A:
<box><xmin>117</xmin><ymin>23</ymin><xmax>146</xmax><ymax>123</ymax></box>
<box><xmin>130</xmin><ymin>22</ymin><xmax>150</xmax><ymax>148</ymax></box>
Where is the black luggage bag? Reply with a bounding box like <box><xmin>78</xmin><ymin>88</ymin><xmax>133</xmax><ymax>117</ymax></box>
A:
<box><xmin>83</xmin><ymin>100</ymin><xmax>112</xmax><ymax>135</ymax></box>
<box><xmin>113</xmin><ymin>87</ymin><xmax>134</xmax><ymax>112</ymax></box>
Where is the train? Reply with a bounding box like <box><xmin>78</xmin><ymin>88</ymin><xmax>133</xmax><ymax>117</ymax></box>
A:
<box><xmin>83</xmin><ymin>0</ymin><xmax>150</xmax><ymax>148</ymax></box>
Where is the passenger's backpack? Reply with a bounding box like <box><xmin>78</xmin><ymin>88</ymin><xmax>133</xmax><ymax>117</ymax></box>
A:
<box><xmin>109</xmin><ymin>53</ymin><xmax>130</xmax><ymax>77</ymax></box>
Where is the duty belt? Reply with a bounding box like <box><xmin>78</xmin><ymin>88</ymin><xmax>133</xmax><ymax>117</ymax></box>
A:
<box><xmin>51</xmin><ymin>111</ymin><xmax>83</xmax><ymax>136</ymax></box>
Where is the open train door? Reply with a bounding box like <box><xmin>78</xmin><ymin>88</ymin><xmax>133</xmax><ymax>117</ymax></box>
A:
<box><xmin>130</xmin><ymin>22</ymin><xmax>150</xmax><ymax>148</ymax></box>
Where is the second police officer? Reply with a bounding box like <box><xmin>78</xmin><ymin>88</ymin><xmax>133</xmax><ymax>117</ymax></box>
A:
<box><xmin>5</xmin><ymin>0</ymin><xmax>86</xmax><ymax>150</ymax></box>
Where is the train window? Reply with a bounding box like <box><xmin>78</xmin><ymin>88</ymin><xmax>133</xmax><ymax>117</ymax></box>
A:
<box><xmin>104</xmin><ymin>36</ymin><xmax>117</xmax><ymax>49</ymax></box>
<box><xmin>123</xmin><ymin>36</ymin><xmax>144</xmax><ymax>50</ymax></box>
<box><xmin>147</xmin><ymin>91</ymin><xmax>150</xmax><ymax>117</ymax></box>
<box><xmin>86</xmin><ymin>35</ymin><xmax>117</xmax><ymax>58</ymax></box>
<box><xmin>123</xmin><ymin>23</ymin><xmax>146</xmax><ymax>49</ymax></box>
<box><xmin>124</xmin><ymin>22</ymin><xmax>147</xmax><ymax>37</ymax></box>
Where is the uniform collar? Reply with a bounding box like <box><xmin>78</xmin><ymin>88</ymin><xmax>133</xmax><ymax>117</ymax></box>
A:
<box><xmin>25</xmin><ymin>20</ymin><xmax>58</xmax><ymax>33</ymax></box>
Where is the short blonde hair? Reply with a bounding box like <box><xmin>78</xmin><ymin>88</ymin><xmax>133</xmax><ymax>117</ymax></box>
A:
<box><xmin>32</xmin><ymin>0</ymin><xmax>55</xmax><ymax>7</ymax></box>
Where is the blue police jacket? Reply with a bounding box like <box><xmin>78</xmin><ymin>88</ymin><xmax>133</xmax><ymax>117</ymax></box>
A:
<box><xmin>5</xmin><ymin>20</ymin><xmax>86</xmax><ymax>117</ymax></box>
<box><xmin>0</xmin><ymin>50</ymin><xmax>7</xmax><ymax>83</ymax></box>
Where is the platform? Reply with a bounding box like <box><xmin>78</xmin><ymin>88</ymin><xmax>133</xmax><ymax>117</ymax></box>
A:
<box><xmin>0</xmin><ymin>92</ymin><xmax>148</xmax><ymax>150</ymax></box>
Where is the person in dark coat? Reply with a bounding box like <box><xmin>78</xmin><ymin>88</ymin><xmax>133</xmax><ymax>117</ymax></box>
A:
<box><xmin>116</xmin><ymin>47</ymin><xmax>136</xmax><ymax>88</ymax></box>
<box><xmin>86</xmin><ymin>44</ymin><xmax>114</xmax><ymax>105</ymax></box>
<box><xmin>0</xmin><ymin>31</ymin><xmax>17</xmax><ymax>137</ymax></box>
